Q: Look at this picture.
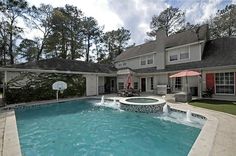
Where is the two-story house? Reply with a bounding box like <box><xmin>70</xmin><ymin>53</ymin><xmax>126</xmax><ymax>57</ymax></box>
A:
<box><xmin>114</xmin><ymin>24</ymin><xmax>236</xmax><ymax>99</ymax></box>
<box><xmin>2</xmin><ymin>25</ymin><xmax>236</xmax><ymax>100</ymax></box>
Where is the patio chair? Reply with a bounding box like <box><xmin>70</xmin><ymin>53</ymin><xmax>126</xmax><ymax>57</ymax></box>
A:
<box><xmin>117</xmin><ymin>89</ymin><xmax>126</xmax><ymax>97</ymax></box>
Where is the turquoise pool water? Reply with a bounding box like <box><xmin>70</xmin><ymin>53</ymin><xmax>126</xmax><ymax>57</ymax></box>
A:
<box><xmin>125</xmin><ymin>98</ymin><xmax>158</xmax><ymax>103</ymax></box>
<box><xmin>16</xmin><ymin>100</ymin><xmax>201</xmax><ymax>156</ymax></box>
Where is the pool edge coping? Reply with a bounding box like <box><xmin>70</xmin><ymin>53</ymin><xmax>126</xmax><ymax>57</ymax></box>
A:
<box><xmin>3</xmin><ymin>110</ymin><xmax>22</xmax><ymax>156</ymax></box>
<box><xmin>168</xmin><ymin>104</ymin><xmax>218</xmax><ymax>156</ymax></box>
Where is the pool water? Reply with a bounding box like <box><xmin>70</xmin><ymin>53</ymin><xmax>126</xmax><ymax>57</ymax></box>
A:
<box><xmin>125</xmin><ymin>98</ymin><xmax>158</xmax><ymax>103</ymax></box>
<box><xmin>16</xmin><ymin>100</ymin><xmax>201</xmax><ymax>156</ymax></box>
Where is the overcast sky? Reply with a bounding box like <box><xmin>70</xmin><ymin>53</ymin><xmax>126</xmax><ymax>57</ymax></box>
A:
<box><xmin>26</xmin><ymin>0</ymin><xmax>235</xmax><ymax>45</ymax></box>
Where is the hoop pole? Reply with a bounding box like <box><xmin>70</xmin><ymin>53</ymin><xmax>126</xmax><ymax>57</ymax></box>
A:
<box><xmin>56</xmin><ymin>90</ymin><xmax>59</xmax><ymax>101</ymax></box>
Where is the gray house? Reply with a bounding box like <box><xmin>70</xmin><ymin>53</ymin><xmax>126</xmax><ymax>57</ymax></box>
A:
<box><xmin>2</xmin><ymin>25</ymin><xmax>236</xmax><ymax>99</ymax></box>
<box><xmin>114</xmin><ymin>25</ymin><xmax>236</xmax><ymax>99</ymax></box>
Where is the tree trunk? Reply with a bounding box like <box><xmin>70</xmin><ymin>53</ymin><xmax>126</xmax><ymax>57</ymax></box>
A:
<box><xmin>86</xmin><ymin>36</ymin><xmax>90</xmax><ymax>62</ymax></box>
<box><xmin>9</xmin><ymin>32</ymin><xmax>14</xmax><ymax>64</ymax></box>
<box><xmin>228</xmin><ymin>26</ymin><xmax>232</xmax><ymax>36</ymax></box>
<box><xmin>37</xmin><ymin>41</ymin><xmax>44</xmax><ymax>61</ymax></box>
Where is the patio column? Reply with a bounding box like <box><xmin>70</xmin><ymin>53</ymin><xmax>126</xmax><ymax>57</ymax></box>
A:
<box><xmin>85</xmin><ymin>74</ymin><xmax>99</xmax><ymax>96</ymax></box>
<box><xmin>199</xmin><ymin>75</ymin><xmax>202</xmax><ymax>98</ymax></box>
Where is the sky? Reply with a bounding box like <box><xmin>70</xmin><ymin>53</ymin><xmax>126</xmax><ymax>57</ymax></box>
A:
<box><xmin>26</xmin><ymin>0</ymin><xmax>235</xmax><ymax>45</ymax></box>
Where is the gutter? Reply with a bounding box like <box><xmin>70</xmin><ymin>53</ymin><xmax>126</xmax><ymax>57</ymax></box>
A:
<box><xmin>0</xmin><ymin>67</ymin><xmax>117</xmax><ymax>76</ymax></box>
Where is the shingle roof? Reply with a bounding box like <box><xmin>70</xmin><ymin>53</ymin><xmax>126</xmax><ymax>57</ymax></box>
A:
<box><xmin>6</xmin><ymin>58</ymin><xmax>117</xmax><ymax>73</ymax></box>
<box><xmin>115</xmin><ymin>40</ymin><xmax>159</xmax><ymax>62</ymax></box>
<box><xmin>165</xmin><ymin>24</ymin><xmax>208</xmax><ymax>48</ymax></box>
<box><xmin>115</xmin><ymin>24</ymin><xmax>208</xmax><ymax>62</ymax></box>
<box><xmin>133</xmin><ymin>37</ymin><xmax>236</xmax><ymax>73</ymax></box>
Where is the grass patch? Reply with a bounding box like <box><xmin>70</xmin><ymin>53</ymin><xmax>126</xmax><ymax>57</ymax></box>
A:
<box><xmin>189</xmin><ymin>99</ymin><xmax>236</xmax><ymax>115</ymax></box>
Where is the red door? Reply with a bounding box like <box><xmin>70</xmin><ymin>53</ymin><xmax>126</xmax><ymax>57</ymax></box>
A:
<box><xmin>206</xmin><ymin>73</ymin><xmax>215</xmax><ymax>93</ymax></box>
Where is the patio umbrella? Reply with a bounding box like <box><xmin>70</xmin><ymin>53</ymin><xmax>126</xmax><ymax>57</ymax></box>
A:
<box><xmin>126</xmin><ymin>74</ymin><xmax>133</xmax><ymax>89</ymax></box>
<box><xmin>169</xmin><ymin>70</ymin><xmax>201</xmax><ymax>93</ymax></box>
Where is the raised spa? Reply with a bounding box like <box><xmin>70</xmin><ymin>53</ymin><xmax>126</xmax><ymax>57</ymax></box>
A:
<box><xmin>119</xmin><ymin>97</ymin><xmax>166</xmax><ymax>113</ymax></box>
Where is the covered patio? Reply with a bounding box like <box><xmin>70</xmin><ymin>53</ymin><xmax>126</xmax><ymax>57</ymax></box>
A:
<box><xmin>0</xmin><ymin>58</ymin><xmax>117</xmax><ymax>105</ymax></box>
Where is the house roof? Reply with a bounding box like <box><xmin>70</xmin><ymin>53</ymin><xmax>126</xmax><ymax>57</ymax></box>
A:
<box><xmin>165</xmin><ymin>24</ymin><xmax>208</xmax><ymax>48</ymax></box>
<box><xmin>133</xmin><ymin>37</ymin><xmax>236</xmax><ymax>73</ymax></box>
<box><xmin>5</xmin><ymin>58</ymin><xmax>117</xmax><ymax>73</ymax></box>
<box><xmin>115</xmin><ymin>24</ymin><xmax>208</xmax><ymax>62</ymax></box>
<box><xmin>3</xmin><ymin>37</ymin><xmax>235</xmax><ymax>75</ymax></box>
<box><xmin>115</xmin><ymin>40</ymin><xmax>159</xmax><ymax>62</ymax></box>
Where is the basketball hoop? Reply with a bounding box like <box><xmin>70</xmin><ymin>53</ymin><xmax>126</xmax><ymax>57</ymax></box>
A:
<box><xmin>52</xmin><ymin>81</ymin><xmax>67</xmax><ymax>101</ymax></box>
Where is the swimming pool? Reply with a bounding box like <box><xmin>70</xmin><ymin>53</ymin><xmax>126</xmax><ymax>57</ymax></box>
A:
<box><xmin>15</xmin><ymin>99</ymin><xmax>202</xmax><ymax>156</ymax></box>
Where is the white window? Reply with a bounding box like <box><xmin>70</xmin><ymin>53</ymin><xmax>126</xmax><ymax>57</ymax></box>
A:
<box><xmin>118</xmin><ymin>82</ymin><xmax>124</xmax><ymax>90</ymax></box>
<box><xmin>141</xmin><ymin>55</ymin><xmax>153</xmax><ymax>65</ymax></box>
<box><xmin>175</xmin><ymin>77</ymin><xmax>182</xmax><ymax>89</ymax></box>
<box><xmin>151</xmin><ymin>77</ymin><xmax>154</xmax><ymax>90</ymax></box>
<box><xmin>147</xmin><ymin>56</ymin><xmax>153</xmax><ymax>64</ymax></box>
<box><xmin>134</xmin><ymin>82</ymin><xmax>138</xmax><ymax>89</ymax></box>
<box><xmin>215</xmin><ymin>72</ymin><xmax>235</xmax><ymax>94</ymax></box>
<box><xmin>141</xmin><ymin>57</ymin><xmax>146</xmax><ymax>65</ymax></box>
<box><xmin>169</xmin><ymin>54</ymin><xmax>178</xmax><ymax>62</ymax></box>
<box><xmin>180</xmin><ymin>52</ymin><xmax>189</xmax><ymax>60</ymax></box>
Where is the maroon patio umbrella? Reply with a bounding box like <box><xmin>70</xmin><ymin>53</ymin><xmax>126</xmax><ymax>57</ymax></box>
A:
<box><xmin>126</xmin><ymin>74</ymin><xmax>133</xmax><ymax>89</ymax></box>
<box><xmin>169</xmin><ymin>70</ymin><xmax>201</xmax><ymax>93</ymax></box>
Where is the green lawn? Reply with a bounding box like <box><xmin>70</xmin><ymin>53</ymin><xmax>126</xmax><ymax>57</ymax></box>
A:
<box><xmin>189</xmin><ymin>99</ymin><xmax>236</xmax><ymax>115</ymax></box>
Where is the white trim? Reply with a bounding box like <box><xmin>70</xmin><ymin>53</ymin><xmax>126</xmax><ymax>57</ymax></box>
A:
<box><xmin>166</xmin><ymin>40</ymin><xmax>205</xmax><ymax>51</ymax></box>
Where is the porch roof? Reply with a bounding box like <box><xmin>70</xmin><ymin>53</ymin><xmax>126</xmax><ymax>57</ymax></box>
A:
<box><xmin>1</xmin><ymin>58</ymin><xmax>117</xmax><ymax>75</ymax></box>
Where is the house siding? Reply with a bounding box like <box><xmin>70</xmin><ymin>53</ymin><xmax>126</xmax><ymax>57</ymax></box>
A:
<box><xmin>166</xmin><ymin>44</ymin><xmax>202</xmax><ymax>65</ymax></box>
<box><xmin>115</xmin><ymin>53</ymin><xmax>157</xmax><ymax>70</ymax></box>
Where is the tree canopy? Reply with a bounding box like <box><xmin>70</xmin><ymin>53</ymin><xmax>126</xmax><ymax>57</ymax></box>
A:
<box><xmin>147</xmin><ymin>7</ymin><xmax>185</xmax><ymax>39</ymax></box>
<box><xmin>0</xmin><ymin>1</ymin><xmax>235</xmax><ymax>66</ymax></box>
<box><xmin>0</xmin><ymin>0</ymin><xmax>132</xmax><ymax>65</ymax></box>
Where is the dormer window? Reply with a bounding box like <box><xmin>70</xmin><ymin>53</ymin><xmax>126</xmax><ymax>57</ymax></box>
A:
<box><xmin>141</xmin><ymin>55</ymin><xmax>153</xmax><ymax>65</ymax></box>
<box><xmin>180</xmin><ymin>52</ymin><xmax>189</xmax><ymax>60</ymax></box>
<box><xmin>147</xmin><ymin>56</ymin><xmax>153</xmax><ymax>64</ymax></box>
<box><xmin>141</xmin><ymin>57</ymin><xmax>146</xmax><ymax>65</ymax></box>
<box><xmin>169</xmin><ymin>54</ymin><xmax>178</xmax><ymax>61</ymax></box>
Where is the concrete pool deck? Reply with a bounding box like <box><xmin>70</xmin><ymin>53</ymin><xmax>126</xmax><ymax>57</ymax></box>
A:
<box><xmin>0</xmin><ymin>95</ymin><xmax>236</xmax><ymax>156</ymax></box>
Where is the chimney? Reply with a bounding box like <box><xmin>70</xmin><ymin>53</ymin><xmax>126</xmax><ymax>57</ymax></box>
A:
<box><xmin>156</xmin><ymin>29</ymin><xmax>167</xmax><ymax>41</ymax></box>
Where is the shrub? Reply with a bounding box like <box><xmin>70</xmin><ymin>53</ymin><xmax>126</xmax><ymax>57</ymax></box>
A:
<box><xmin>5</xmin><ymin>72</ymin><xmax>86</xmax><ymax>104</ymax></box>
